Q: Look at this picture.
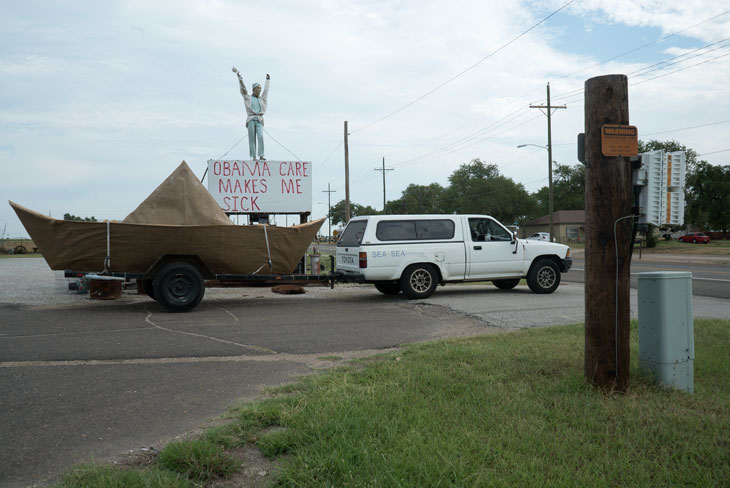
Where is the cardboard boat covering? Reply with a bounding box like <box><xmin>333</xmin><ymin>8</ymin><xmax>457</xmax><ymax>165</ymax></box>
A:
<box><xmin>123</xmin><ymin>161</ymin><xmax>234</xmax><ymax>226</ymax></box>
<box><xmin>10</xmin><ymin>161</ymin><xmax>324</xmax><ymax>274</ymax></box>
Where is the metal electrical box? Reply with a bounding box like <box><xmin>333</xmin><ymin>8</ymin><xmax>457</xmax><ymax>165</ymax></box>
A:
<box><xmin>637</xmin><ymin>272</ymin><xmax>694</xmax><ymax>393</ymax></box>
<box><xmin>635</xmin><ymin>150</ymin><xmax>686</xmax><ymax>226</ymax></box>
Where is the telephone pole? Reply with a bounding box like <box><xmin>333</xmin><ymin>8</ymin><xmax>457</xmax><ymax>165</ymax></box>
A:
<box><xmin>530</xmin><ymin>83</ymin><xmax>566</xmax><ymax>242</ymax></box>
<box><xmin>344</xmin><ymin>121</ymin><xmax>351</xmax><ymax>223</ymax></box>
<box><xmin>584</xmin><ymin>74</ymin><xmax>633</xmax><ymax>392</ymax></box>
<box><xmin>374</xmin><ymin>157</ymin><xmax>394</xmax><ymax>211</ymax></box>
<box><xmin>322</xmin><ymin>183</ymin><xmax>336</xmax><ymax>240</ymax></box>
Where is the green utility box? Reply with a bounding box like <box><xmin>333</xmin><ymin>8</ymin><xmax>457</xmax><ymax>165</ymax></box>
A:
<box><xmin>637</xmin><ymin>272</ymin><xmax>694</xmax><ymax>393</ymax></box>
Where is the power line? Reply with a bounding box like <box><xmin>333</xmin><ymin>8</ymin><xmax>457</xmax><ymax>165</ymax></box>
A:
<box><xmin>350</xmin><ymin>0</ymin><xmax>577</xmax><ymax>134</ymax></box>
<box><xmin>642</xmin><ymin>119</ymin><xmax>730</xmax><ymax>137</ymax></box>
<box><xmin>631</xmin><ymin>50</ymin><xmax>730</xmax><ymax>85</ymax></box>
<box><xmin>313</xmin><ymin>140</ymin><xmax>343</xmax><ymax>175</ymax></box>
<box><xmin>699</xmin><ymin>148</ymin><xmax>730</xmax><ymax>157</ymax></box>
<box><xmin>547</xmin><ymin>8</ymin><xmax>730</xmax><ymax>87</ymax></box>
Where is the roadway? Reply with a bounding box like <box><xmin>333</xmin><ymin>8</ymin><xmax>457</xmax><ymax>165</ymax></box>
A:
<box><xmin>314</xmin><ymin>243</ymin><xmax>730</xmax><ymax>299</ymax></box>
<box><xmin>564</xmin><ymin>252</ymin><xmax>730</xmax><ymax>299</ymax></box>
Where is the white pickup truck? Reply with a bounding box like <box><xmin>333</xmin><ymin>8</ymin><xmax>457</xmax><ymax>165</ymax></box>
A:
<box><xmin>336</xmin><ymin>214</ymin><xmax>572</xmax><ymax>299</ymax></box>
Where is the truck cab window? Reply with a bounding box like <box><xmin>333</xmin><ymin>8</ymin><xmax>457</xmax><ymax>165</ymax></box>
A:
<box><xmin>469</xmin><ymin>218</ymin><xmax>511</xmax><ymax>242</ymax></box>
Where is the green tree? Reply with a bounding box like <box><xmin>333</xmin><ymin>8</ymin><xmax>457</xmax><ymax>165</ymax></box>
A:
<box><xmin>384</xmin><ymin>183</ymin><xmax>445</xmax><ymax>214</ymax></box>
<box><xmin>63</xmin><ymin>213</ymin><xmax>97</xmax><ymax>222</ymax></box>
<box><xmin>532</xmin><ymin>163</ymin><xmax>585</xmax><ymax>216</ymax></box>
<box><xmin>638</xmin><ymin>139</ymin><xmax>700</xmax><ymax>174</ymax></box>
<box><xmin>328</xmin><ymin>200</ymin><xmax>379</xmax><ymax>226</ymax></box>
<box><xmin>442</xmin><ymin>159</ymin><xmax>536</xmax><ymax>224</ymax></box>
<box><xmin>686</xmin><ymin>161</ymin><xmax>730</xmax><ymax>236</ymax></box>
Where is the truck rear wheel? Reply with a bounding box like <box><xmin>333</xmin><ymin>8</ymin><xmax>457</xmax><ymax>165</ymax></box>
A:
<box><xmin>374</xmin><ymin>282</ymin><xmax>401</xmax><ymax>295</ymax></box>
<box><xmin>400</xmin><ymin>264</ymin><xmax>438</xmax><ymax>299</ymax></box>
<box><xmin>153</xmin><ymin>262</ymin><xmax>205</xmax><ymax>312</ymax></box>
<box><xmin>527</xmin><ymin>259</ymin><xmax>560</xmax><ymax>294</ymax></box>
<box><xmin>492</xmin><ymin>278</ymin><xmax>520</xmax><ymax>290</ymax></box>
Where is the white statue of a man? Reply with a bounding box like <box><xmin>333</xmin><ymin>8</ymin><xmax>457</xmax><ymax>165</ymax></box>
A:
<box><xmin>233</xmin><ymin>67</ymin><xmax>270</xmax><ymax>161</ymax></box>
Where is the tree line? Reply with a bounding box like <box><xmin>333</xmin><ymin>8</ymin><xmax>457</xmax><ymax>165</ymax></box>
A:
<box><xmin>328</xmin><ymin>139</ymin><xmax>730</xmax><ymax>237</ymax></box>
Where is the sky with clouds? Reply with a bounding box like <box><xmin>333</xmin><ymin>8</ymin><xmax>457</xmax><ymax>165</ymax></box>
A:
<box><xmin>2</xmin><ymin>0</ymin><xmax>729</xmax><ymax>238</ymax></box>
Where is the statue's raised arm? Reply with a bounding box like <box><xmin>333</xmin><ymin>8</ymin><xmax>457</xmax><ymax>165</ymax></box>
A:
<box><xmin>232</xmin><ymin>66</ymin><xmax>247</xmax><ymax>96</ymax></box>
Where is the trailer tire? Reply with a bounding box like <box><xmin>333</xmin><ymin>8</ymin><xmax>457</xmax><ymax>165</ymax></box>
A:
<box><xmin>400</xmin><ymin>264</ymin><xmax>438</xmax><ymax>299</ymax></box>
<box><xmin>492</xmin><ymin>278</ymin><xmax>520</xmax><ymax>290</ymax></box>
<box><xmin>527</xmin><ymin>258</ymin><xmax>560</xmax><ymax>294</ymax></box>
<box><xmin>374</xmin><ymin>282</ymin><xmax>401</xmax><ymax>295</ymax></box>
<box><xmin>141</xmin><ymin>279</ymin><xmax>155</xmax><ymax>300</ymax></box>
<box><xmin>153</xmin><ymin>262</ymin><xmax>205</xmax><ymax>312</ymax></box>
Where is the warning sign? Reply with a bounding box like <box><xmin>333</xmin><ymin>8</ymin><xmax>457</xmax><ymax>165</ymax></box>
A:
<box><xmin>601</xmin><ymin>125</ymin><xmax>638</xmax><ymax>157</ymax></box>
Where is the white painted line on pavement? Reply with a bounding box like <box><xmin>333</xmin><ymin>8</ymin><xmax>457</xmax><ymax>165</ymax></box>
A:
<box><xmin>572</xmin><ymin>268</ymin><xmax>730</xmax><ymax>283</ymax></box>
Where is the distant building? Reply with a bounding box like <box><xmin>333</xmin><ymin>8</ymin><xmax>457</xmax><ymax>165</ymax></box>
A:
<box><xmin>522</xmin><ymin>210</ymin><xmax>585</xmax><ymax>244</ymax></box>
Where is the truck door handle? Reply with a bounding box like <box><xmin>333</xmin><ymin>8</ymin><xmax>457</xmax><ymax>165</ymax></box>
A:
<box><xmin>473</xmin><ymin>246</ymin><xmax>482</xmax><ymax>250</ymax></box>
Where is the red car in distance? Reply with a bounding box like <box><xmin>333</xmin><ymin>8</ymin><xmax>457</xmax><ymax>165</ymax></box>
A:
<box><xmin>678</xmin><ymin>232</ymin><xmax>711</xmax><ymax>244</ymax></box>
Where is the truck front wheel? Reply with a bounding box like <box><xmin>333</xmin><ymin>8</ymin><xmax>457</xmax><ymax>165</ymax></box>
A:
<box><xmin>153</xmin><ymin>262</ymin><xmax>205</xmax><ymax>312</ymax></box>
<box><xmin>527</xmin><ymin>259</ymin><xmax>560</xmax><ymax>294</ymax></box>
<box><xmin>492</xmin><ymin>278</ymin><xmax>520</xmax><ymax>290</ymax></box>
<box><xmin>400</xmin><ymin>264</ymin><xmax>438</xmax><ymax>299</ymax></box>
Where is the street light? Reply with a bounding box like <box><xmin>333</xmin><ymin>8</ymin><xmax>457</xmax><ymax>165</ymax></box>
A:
<box><xmin>518</xmin><ymin>143</ymin><xmax>554</xmax><ymax>242</ymax></box>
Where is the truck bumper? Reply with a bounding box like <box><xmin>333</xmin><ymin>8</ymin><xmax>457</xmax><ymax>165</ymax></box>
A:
<box><xmin>561</xmin><ymin>257</ymin><xmax>573</xmax><ymax>272</ymax></box>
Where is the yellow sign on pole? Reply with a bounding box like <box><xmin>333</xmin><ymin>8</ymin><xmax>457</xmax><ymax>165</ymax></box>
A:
<box><xmin>601</xmin><ymin>125</ymin><xmax>638</xmax><ymax>157</ymax></box>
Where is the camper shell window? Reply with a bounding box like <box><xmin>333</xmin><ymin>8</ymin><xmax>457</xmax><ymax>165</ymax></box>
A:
<box><xmin>376</xmin><ymin>219</ymin><xmax>455</xmax><ymax>241</ymax></box>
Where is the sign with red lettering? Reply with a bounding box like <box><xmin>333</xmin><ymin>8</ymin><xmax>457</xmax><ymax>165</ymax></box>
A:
<box><xmin>207</xmin><ymin>159</ymin><xmax>312</xmax><ymax>214</ymax></box>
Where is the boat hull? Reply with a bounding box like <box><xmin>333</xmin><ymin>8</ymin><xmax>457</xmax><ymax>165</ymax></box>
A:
<box><xmin>10</xmin><ymin>202</ymin><xmax>324</xmax><ymax>275</ymax></box>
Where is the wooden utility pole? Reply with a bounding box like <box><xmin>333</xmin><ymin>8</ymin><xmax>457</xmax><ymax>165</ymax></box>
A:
<box><xmin>344</xmin><ymin>121</ymin><xmax>351</xmax><ymax>223</ymax></box>
<box><xmin>584</xmin><ymin>74</ymin><xmax>633</xmax><ymax>392</ymax></box>
<box><xmin>374</xmin><ymin>157</ymin><xmax>394</xmax><ymax>211</ymax></box>
<box><xmin>530</xmin><ymin>83</ymin><xmax>566</xmax><ymax>242</ymax></box>
<box><xmin>322</xmin><ymin>183</ymin><xmax>336</xmax><ymax>240</ymax></box>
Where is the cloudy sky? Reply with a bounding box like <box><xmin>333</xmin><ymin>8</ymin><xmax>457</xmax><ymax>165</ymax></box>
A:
<box><xmin>2</xmin><ymin>0</ymin><xmax>729</xmax><ymax>238</ymax></box>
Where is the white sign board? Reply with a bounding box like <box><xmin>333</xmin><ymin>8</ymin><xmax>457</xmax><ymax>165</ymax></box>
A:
<box><xmin>207</xmin><ymin>160</ymin><xmax>312</xmax><ymax>213</ymax></box>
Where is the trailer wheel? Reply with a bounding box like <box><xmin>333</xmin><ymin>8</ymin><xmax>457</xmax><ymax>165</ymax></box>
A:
<box><xmin>492</xmin><ymin>278</ymin><xmax>520</xmax><ymax>290</ymax></box>
<box><xmin>526</xmin><ymin>259</ymin><xmax>560</xmax><ymax>294</ymax></box>
<box><xmin>153</xmin><ymin>262</ymin><xmax>205</xmax><ymax>312</ymax></box>
<box><xmin>374</xmin><ymin>282</ymin><xmax>401</xmax><ymax>295</ymax></box>
<box><xmin>141</xmin><ymin>279</ymin><xmax>155</xmax><ymax>300</ymax></box>
<box><xmin>400</xmin><ymin>264</ymin><xmax>438</xmax><ymax>299</ymax></box>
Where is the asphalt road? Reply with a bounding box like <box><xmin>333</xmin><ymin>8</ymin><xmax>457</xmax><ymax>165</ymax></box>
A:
<box><xmin>1</xmin><ymin>256</ymin><xmax>728</xmax><ymax>486</ymax></box>
<box><xmin>315</xmin><ymin>243</ymin><xmax>730</xmax><ymax>299</ymax></box>
<box><xmin>564</xmin><ymin>252</ymin><xmax>730</xmax><ymax>299</ymax></box>
<box><xmin>0</xmin><ymin>262</ymin><xmax>487</xmax><ymax>487</ymax></box>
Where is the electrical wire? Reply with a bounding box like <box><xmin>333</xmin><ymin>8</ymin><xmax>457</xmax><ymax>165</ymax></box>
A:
<box><xmin>699</xmin><ymin>148</ymin><xmax>730</xmax><ymax>156</ymax></box>
<box><xmin>614</xmin><ymin>214</ymin><xmax>636</xmax><ymax>387</ymax></box>
<box><xmin>262</xmin><ymin>127</ymin><xmax>302</xmax><ymax>161</ymax></box>
<box><xmin>313</xmin><ymin>140</ymin><xmax>344</xmax><ymax>175</ymax></box>
<box><xmin>547</xmin><ymin>8</ymin><xmax>730</xmax><ymax>89</ymax></box>
<box><xmin>351</xmin><ymin>0</ymin><xmax>578</xmax><ymax>134</ymax></box>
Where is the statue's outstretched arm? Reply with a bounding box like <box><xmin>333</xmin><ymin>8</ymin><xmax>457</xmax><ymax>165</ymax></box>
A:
<box><xmin>262</xmin><ymin>74</ymin><xmax>270</xmax><ymax>99</ymax></box>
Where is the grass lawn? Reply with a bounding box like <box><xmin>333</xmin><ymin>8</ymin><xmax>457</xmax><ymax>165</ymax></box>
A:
<box><xmin>54</xmin><ymin>319</ymin><xmax>730</xmax><ymax>487</ymax></box>
<box><xmin>641</xmin><ymin>239</ymin><xmax>730</xmax><ymax>255</ymax></box>
<box><xmin>0</xmin><ymin>252</ymin><xmax>44</xmax><ymax>259</ymax></box>
<box><xmin>567</xmin><ymin>239</ymin><xmax>730</xmax><ymax>256</ymax></box>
